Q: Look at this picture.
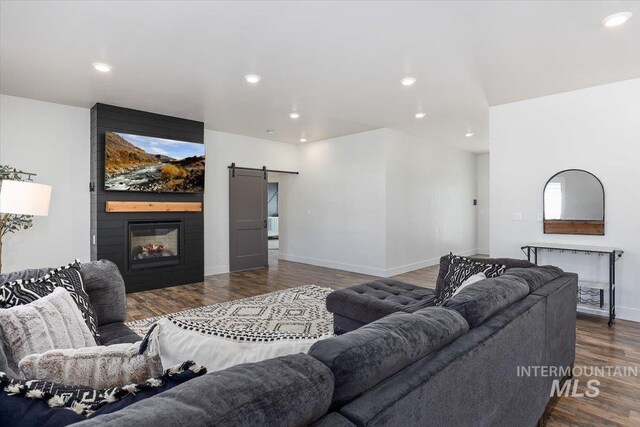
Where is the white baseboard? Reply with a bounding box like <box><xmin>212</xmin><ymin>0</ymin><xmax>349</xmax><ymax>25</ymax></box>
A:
<box><xmin>204</xmin><ymin>265</ymin><xmax>229</xmax><ymax>277</ymax></box>
<box><xmin>278</xmin><ymin>253</ymin><xmax>388</xmax><ymax>277</ymax></box>
<box><xmin>280</xmin><ymin>249</ymin><xmax>479</xmax><ymax>278</ymax></box>
<box><xmin>383</xmin><ymin>258</ymin><xmax>441</xmax><ymax>276</ymax></box>
<box><xmin>577</xmin><ymin>305</ymin><xmax>640</xmax><ymax>323</ymax></box>
<box><xmin>455</xmin><ymin>249</ymin><xmax>480</xmax><ymax>257</ymax></box>
<box><xmin>614</xmin><ymin>306</ymin><xmax>640</xmax><ymax>323</ymax></box>
<box><xmin>383</xmin><ymin>249</ymin><xmax>479</xmax><ymax>276</ymax></box>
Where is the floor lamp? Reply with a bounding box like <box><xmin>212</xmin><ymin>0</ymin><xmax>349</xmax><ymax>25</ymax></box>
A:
<box><xmin>0</xmin><ymin>175</ymin><xmax>52</xmax><ymax>273</ymax></box>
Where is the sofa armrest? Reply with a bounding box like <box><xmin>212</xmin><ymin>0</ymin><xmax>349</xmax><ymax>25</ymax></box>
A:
<box><xmin>338</xmin><ymin>296</ymin><xmax>548</xmax><ymax>427</ymax></box>
<box><xmin>75</xmin><ymin>354</ymin><xmax>334</xmax><ymax>427</ymax></box>
<box><xmin>532</xmin><ymin>272</ymin><xmax>578</xmax><ymax>373</ymax></box>
<box><xmin>80</xmin><ymin>260</ymin><xmax>127</xmax><ymax>326</ymax></box>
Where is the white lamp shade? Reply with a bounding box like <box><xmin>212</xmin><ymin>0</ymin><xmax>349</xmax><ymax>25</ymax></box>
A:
<box><xmin>0</xmin><ymin>180</ymin><xmax>52</xmax><ymax>216</ymax></box>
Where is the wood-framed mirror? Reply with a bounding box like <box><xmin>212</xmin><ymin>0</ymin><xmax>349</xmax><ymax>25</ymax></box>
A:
<box><xmin>543</xmin><ymin>169</ymin><xmax>604</xmax><ymax>235</ymax></box>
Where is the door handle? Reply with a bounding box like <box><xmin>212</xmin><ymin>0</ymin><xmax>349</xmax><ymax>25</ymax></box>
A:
<box><xmin>264</xmin><ymin>220</ymin><xmax>267</xmax><ymax>229</ymax></box>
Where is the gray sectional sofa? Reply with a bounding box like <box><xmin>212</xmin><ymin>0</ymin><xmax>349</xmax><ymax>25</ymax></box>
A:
<box><xmin>0</xmin><ymin>257</ymin><xmax>577</xmax><ymax>427</ymax></box>
<box><xmin>0</xmin><ymin>260</ymin><xmax>140</xmax><ymax>379</ymax></box>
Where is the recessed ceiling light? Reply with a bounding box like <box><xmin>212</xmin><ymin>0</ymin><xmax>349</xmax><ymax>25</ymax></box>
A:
<box><xmin>290</xmin><ymin>112</ymin><xmax>300</xmax><ymax>119</ymax></box>
<box><xmin>92</xmin><ymin>62</ymin><xmax>112</xmax><ymax>72</ymax></box>
<box><xmin>245</xmin><ymin>74</ymin><xmax>261</xmax><ymax>84</ymax></box>
<box><xmin>401</xmin><ymin>77</ymin><xmax>416</xmax><ymax>86</ymax></box>
<box><xmin>266</xmin><ymin>129</ymin><xmax>274</xmax><ymax>134</ymax></box>
<box><xmin>299</xmin><ymin>138</ymin><xmax>307</xmax><ymax>143</ymax></box>
<box><xmin>602</xmin><ymin>12</ymin><xmax>632</xmax><ymax>27</ymax></box>
<box><xmin>465</xmin><ymin>131</ymin><xmax>474</xmax><ymax>137</ymax></box>
<box><xmin>415</xmin><ymin>112</ymin><xmax>426</xmax><ymax>119</ymax></box>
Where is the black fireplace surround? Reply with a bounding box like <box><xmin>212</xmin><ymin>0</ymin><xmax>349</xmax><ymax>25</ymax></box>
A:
<box><xmin>90</xmin><ymin>104</ymin><xmax>204</xmax><ymax>293</ymax></box>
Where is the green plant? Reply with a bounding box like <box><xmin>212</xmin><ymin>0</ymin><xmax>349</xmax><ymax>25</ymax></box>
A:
<box><xmin>0</xmin><ymin>165</ymin><xmax>34</xmax><ymax>272</ymax></box>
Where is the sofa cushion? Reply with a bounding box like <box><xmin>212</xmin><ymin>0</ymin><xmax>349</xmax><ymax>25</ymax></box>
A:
<box><xmin>80</xmin><ymin>260</ymin><xmax>127</xmax><ymax>326</ymax></box>
<box><xmin>97</xmin><ymin>322</ymin><xmax>141</xmax><ymax>346</ymax></box>
<box><xmin>0</xmin><ymin>288</ymin><xmax>97</xmax><ymax>370</ymax></box>
<box><xmin>443</xmin><ymin>275</ymin><xmax>529</xmax><ymax>328</ymax></box>
<box><xmin>309</xmin><ymin>306</ymin><xmax>468</xmax><ymax>407</ymax></box>
<box><xmin>326</xmin><ymin>279</ymin><xmax>437</xmax><ymax>327</ymax></box>
<box><xmin>0</xmin><ymin>361</ymin><xmax>206</xmax><ymax>427</ymax></box>
<box><xmin>502</xmin><ymin>266</ymin><xmax>564</xmax><ymax>292</ymax></box>
<box><xmin>73</xmin><ymin>354</ymin><xmax>334</xmax><ymax>427</ymax></box>
<box><xmin>0</xmin><ymin>261</ymin><xmax>100</xmax><ymax>341</ymax></box>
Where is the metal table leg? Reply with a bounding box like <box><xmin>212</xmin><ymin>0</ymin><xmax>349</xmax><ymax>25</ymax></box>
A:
<box><xmin>608</xmin><ymin>252</ymin><xmax>614</xmax><ymax>327</ymax></box>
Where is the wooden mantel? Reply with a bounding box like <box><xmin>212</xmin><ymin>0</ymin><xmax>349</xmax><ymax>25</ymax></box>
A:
<box><xmin>105</xmin><ymin>201</ymin><xmax>202</xmax><ymax>213</ymax></box>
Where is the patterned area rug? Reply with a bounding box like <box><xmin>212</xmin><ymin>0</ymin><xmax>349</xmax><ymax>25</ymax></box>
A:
<box><xmin>126</xmin><ymin>285</ymin><xmax>334</xmax><ymax>341</ymax></box>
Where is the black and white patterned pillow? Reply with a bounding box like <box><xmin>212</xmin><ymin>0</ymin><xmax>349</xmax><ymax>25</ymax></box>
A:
<box><xmin>0</xmin><ymin>360</ymin><xmax>206</xmax><ymax>418</ymax></box>
<box><xmin>0</xmin><ymin>261</ymin><xmax>100</xmax><ymax>341</ymax></box>
<box><xmin>435</xmin><ymin>254</ymin><xmax>506</xmax><ymax>304</ymax></box>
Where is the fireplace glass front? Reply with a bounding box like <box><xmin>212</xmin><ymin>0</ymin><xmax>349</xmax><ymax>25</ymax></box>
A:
<box><xmin>128</xmin><ymin>221</ymin><xmax>181</xmax><ymax>270</ymax></box>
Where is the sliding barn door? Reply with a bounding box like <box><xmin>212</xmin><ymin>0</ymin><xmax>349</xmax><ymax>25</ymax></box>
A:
<box><xmin>229</xmin><ymin>169</ymin><xmax>268</xmax><ymax>272</ymax></box>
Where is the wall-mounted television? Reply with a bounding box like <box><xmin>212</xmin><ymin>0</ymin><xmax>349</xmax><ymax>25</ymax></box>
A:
<box><xmin>104</xmin><ymin>132</ymin><xmax>205</xmax><ymax>193</ymax></box>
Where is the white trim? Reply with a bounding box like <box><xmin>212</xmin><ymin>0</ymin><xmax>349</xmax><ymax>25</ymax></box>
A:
<box><xmin>279</xmin><ymin>249</ymin><xmax>479</xmax><ymax>278</ymax></box>
<box><xmin>577</xmin><ymin>305</ymin><xmax>609</xmax><ymax>318</ymax></box>
<box><xmin>577</xmin><ymin>305</ymin><xmax>640</xmax><ymax>323</ymax></box>
<box><xmin>614</xmin><ymin>306</ymin><xmax>640</xmax><ymax>323</ymax></box>
<box><xmin>382</xmin><ymin>258</ymin><xmax>440</xmax><ymax>277</ymax></box>
<box><xmin>278</xmin><ymin>253</ymin><xmax>388</xmax><ymax>277</ymax></box>
<box><xmin>204</xmin><ymin>265</ymin><xmax>229</xmax><ymax>276</ymax></box>
<box><xmin>382</xmin><ymin>249</ymin><xmax>478</xmax><ymax>276</ymax></box>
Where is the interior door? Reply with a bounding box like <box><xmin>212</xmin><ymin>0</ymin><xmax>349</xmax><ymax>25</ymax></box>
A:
<box><xmin>229</xmin><ymin>168</ymin><xmax>268</xmax><ymax>271</ymax></box>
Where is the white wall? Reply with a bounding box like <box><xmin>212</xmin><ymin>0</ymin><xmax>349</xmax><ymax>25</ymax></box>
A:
<box><xmin>203</xmin><ymin>129</ymin><xmax>298</xmax><ymax>275</ymax></box>
<box><xmin>0</xmin><ymin>95</ymin><xmax>90</xmax><ymax>272</ymax></box>
<box><xmin>281</xmin><ymin>129</ymin><xmax>388</xmax><ymax>276</ymax></box>
<box><xmin>385</xmin><ymin>131</ymin><xmax>478</xmax><ymax>275</ymax></box>
<box><xmin>476</xmin><ymin>153</ymin><xmax>490</xmax><ymax>254</ymax></box>
<box><xmin>490</xmin><ymin>79</ymin><xmax>640</xmax><ymax>322</ymax></box>
<box><xmin>283</xmin><ymin>128</ymin><xmax>479</xmax><ymax>277</ymax></box>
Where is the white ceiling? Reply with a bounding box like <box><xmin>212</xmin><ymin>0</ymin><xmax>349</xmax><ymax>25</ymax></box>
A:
<box><xmin>1</xmin><ymin>1</ymin><xmax>639</xmax><ymax>153</ymax></box>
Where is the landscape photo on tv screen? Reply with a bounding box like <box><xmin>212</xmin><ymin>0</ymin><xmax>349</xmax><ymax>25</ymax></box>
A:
<box><xmin>104</xmin><ymin>132</ymin><xmax>205</xmax><ymax>193</ymax></box>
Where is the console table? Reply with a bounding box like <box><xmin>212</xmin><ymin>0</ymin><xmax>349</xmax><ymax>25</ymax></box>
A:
<box><xmin>521</xmin><ymin>243</ymin><xmax>623</xmax><ymax>326</ymax></box>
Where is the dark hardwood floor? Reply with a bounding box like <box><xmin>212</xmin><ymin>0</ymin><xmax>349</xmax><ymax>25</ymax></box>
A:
<box><xmin>127</xmin><ymin>255</ymin><xmax>640</xmax><ymax>427</ymax></box>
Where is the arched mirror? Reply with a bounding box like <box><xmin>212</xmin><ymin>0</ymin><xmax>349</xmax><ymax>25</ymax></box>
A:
<box><xmin>543</xmin><ymin>169</ymin><xmax>604</xmax><ymax>235</ymax></box>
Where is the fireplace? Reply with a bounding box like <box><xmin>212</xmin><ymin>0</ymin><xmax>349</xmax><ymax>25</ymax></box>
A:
<box><xmin>128</xmin><ymin>221</ymin><xmax>183</xmax><ymax>270</ymax></box>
